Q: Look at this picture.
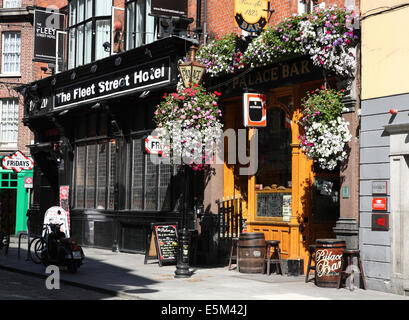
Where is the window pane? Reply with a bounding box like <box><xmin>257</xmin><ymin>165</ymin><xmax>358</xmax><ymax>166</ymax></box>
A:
<box><xmin>95</xmin><ymin>19</ymin><xmax>111</xmax><ymax>60</ymax></box>
<box><xmin>75</xmin><ymin>145</ymin><xmax>86</xmax><ymax>208</ymax></box>
<box><xmin>108</xmin><ymin>140</ymin><xmax>116</xmax><ymax>209</ymax></box>
<box><xmin>144</xmin><ymin>154</ymin><xmax>157</xmax><ymax>210</ymax></box>
<box><xmin>86</xmin><ymin>144</ymin><xmax>96</xmax><ymax>208</ymax></box>
<box><xmin>84</xmin><ymin>21</ymin><xmax>92</xmax><ymax>64</ymax></box>
<box><xmin>3</xmin><ymin>0</ymin><xmax>22</xmax><ymax>8</ymax></box>
<box><xmin>96</xmin><ymin>142</ymin><xmax>107</xmax><ymax>208</ymax></box>
<box><xmin>158</xmin><ymin>162</ymin><xmax>172</xmax><ymax>210</ymax></box>
<box><xmin>69</xmin><ymin>0</ymin><xmax>77</xmax><ymax>26</ymax></box>
<box><xmin>0</xmin><ymin>99</ymin><xmax>19</xmax><ymax>143</ymax></box>
<box><xmin>135</xmin><ymin>0</ymin><xmax>145</xmax><ymax>47</ymax></box>
<box><xmin>2</xmin><ymin>32</ymin><xmax>20</xmax><ymax>74</ymax></box>
<box><xmin>76</xmin><ymin>24</ymin><xmax>84</xmax><ymax>66</ymax></box>
<box><xmin>146</xmin><ymin>0</ymin><xmax>155</xmax><ymax>44</ymax></box>
<box><xmin>68</xmin><ymin>28</ymin><xmax>76</xmax><ymax>69</ymax></box>
<box><xmin>131</xmin><ymin>139</ymin><xmax>144</xmax><ymax>210</ymax></box>
<box><xmin>77</xmin><ymin>0</ymin><xmax>85</xmax><ymax>23</ymax></box>
<box><xmin>85</xmin><ymin>0</ymin><xmax>92</xmax><ymax>19</ymax></box>
<box><xmin>95</xmin><ymin>0</ymin><xmax>111</xmax><ymax>16</ymax></box>
<box><xmin>126</xmin><ymin>2</ymin><xmax>135</xmax><ymax>50</ymax></box>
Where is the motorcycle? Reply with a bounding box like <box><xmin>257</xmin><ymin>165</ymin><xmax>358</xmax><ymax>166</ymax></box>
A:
<box><xmin>41</xmin><ymin>223</ymin><xmax>84</xmax><ymax>273</ymax></box>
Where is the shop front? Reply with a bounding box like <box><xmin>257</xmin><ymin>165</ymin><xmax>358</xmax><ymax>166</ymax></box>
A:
<box><xmin>19</xmin><ymin>36</ymin><xmax>197</xmax><ymax>253</ymax></box>
<box><xmin>212</xmin><ymin>57</ymin><xmax>342</xmax><ymax>271</ymax></box>
<box><xmin>0</xmin><ymin>161</ymin><xmax>33</xmax><ymax>235</ymax></box>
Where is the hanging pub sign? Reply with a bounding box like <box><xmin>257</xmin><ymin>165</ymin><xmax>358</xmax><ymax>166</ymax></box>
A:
<box><xmin>234</xmin><ymin>0</ymin><xmax>269</xmax><ymax>32</ymax></box>
<box><xmin>2</xmin><ymin>151</ymin><xmax>34</xmax><ymax>173</ymax></box>
<box><xmin>33</xmin><ymin>7</ymin><xmax>66</xmax><ymax>63</ymax></box>
<box><xmin>243</xmin><ymin>92</ymin><xmax>267</xmax><ymax>127</ymax></box>
<box><xmin>151</xmin><ymin>0</ymin><xmax>187</xmax><ymax>17</ymax></box>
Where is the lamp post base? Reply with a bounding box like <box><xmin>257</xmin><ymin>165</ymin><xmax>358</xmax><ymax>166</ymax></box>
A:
<box><xmin>174</xmin><ymin>227</ymin><xmax>191</xmax><ymax>278</ymax></box>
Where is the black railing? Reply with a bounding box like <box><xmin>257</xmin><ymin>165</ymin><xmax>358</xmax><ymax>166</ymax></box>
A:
<box><xmin>215</xmin><ymin>195</ymin><xmax>243</xmax><ymax>239</ymax></box>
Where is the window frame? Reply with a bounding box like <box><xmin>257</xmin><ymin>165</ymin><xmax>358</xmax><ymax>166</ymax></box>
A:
<box><xmin>124</xmin><ymin>0</ymin><xmax>156</xmax><ymax>51</ymax></box>
<box><xmin>1</xmin><ymin>31</ymin><xmax>21</xmax><ymax>75</ymax></box>
<box><xmin>0</xmin><ymin>98</ymin><xmax>19</xmax><ymax>147</ymax></box>
<box><xmin>67</xmin><ymin>0</ymin><xmax>113</xmax><ymax>69</ymax></box>
<box><xmin>3</xmin><ymin>0</ymin><xmax>22</xmax><ymax>8</ymax></box>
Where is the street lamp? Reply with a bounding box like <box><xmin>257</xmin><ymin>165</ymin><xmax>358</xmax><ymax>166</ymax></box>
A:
<box><xmin>178</xmin><ymin>45</ymin><xmax>206</xmax><ymax>88</ymax></box>
<box><xmin>174</xmin><ymin>45</ymin><xmax>206</xmax><ymax>279</ymax></box>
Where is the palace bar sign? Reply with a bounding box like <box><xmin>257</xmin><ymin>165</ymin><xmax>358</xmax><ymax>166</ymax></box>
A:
<box><xmin>234</xmin><ymin>0</ymin><xmax>268</xmax><ymax>32</ymax></box>
<box><xmin>54</xmin><ymin>57</ymin><xmax>170</xmax><ymax>109</ymax></box>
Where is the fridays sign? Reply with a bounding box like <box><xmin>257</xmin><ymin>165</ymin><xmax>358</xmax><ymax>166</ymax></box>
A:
<box><xmin>2</xmin><ymin>151</ymin><xmax>34</xmax><ymax>172</ymax></box>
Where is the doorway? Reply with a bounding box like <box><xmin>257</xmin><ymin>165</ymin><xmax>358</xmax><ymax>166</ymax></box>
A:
<box><xmin>0</xmin><ymin>189</ymin><xmax>17</xmax><ymax>235</ymax></box>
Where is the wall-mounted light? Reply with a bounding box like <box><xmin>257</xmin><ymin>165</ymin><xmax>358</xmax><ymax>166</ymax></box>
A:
<box><xmin>178</xmin><ymin>45</ymin><xmax>206</xmax><ymax>88</ymax></box>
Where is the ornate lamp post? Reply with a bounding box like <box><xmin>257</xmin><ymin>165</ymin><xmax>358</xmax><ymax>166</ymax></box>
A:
<box><xmin>174</xmin><ymin>45</ymin><xmax>206</xmax><ymax>278</ymax></box>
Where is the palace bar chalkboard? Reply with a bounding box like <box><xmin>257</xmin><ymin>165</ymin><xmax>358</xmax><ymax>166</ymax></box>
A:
<box><xmin>152</xmin><ymin>223</ymin><xmax>178</xmax><ymax>266</ymax></box>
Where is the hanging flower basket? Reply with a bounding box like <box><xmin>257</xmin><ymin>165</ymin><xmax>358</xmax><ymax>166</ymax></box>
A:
<box><xmin>298</xmin><ymin>86</ymin><xmax>352</xmax><ymax>171</ymax></box>
<box><xmin>195</xmin><ymin>6</ymin><xmax>359</xmax><ymax>78</ymax></box>
<box><xmin>153</xmin><ymin>84</ymin><xmax>223</xmax><ymax>171</ymax></box>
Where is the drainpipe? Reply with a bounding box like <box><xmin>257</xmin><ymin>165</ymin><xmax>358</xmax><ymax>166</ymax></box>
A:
<box><xmin>203</xmin><ymin>0</ymin><xmax>207</xmax><ymax>44</ymax></box>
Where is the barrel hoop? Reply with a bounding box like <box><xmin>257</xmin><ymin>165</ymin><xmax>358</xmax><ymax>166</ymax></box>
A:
<box><xmin>239</xmin><ymin>235</ymin><xmax>265</xmax><ymax>240</ymax></box>
<box><xmin>238</xmin><ymin>245</ymin><xmax>265</xmax><ymax>249</ymax></box>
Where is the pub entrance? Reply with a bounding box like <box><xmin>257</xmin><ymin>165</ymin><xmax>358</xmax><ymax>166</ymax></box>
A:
<box><xmin>222</xmin><ymin>82</ymin><xmax>340</xmax><ymax>272</ymax></box>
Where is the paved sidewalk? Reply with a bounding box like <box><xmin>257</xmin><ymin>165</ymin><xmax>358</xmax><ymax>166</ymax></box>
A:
<box><xmin>1</xmin><ymin>236</ymin><xmax>408</xmax><ymax>300</ymax></box>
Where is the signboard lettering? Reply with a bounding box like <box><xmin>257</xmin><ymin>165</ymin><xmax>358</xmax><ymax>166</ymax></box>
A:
<box><xmin>2</xmin><ymin>151</ymin><xmax>34</xmax><ymax>172</ymax></box>
<box><xmin>232</xmin><ymin>59</ymin><xmax>313</xmax><ymax>89</ymax></box>
<box><xmin>152</xmin><ymin>223</ymin><xmax>178</xmax><ymax>266</ymax></box>
<box><xmin>144</xmin><ymin>135</ymin><xmax>162</xmax><ymax>155</ymax></box>
<box><xmin>55</xmin><ymin>57</ymin><xmax>170</xmax><ymax>108</ymax></box>
<box><xmin>315</xmin><ymin>249</ymin><xmax>343</xmax><ymax>277</ymax></box>
<box><xmin>372</xmin><ymin>181</ymin><xmax>387</xmax><ymax>195</ymax></box>
<box><xmin>234</xmin><ymin>0</ymin><xmax>269</xmax><ymax>32</ymax></box>
<box><xmin>34</xmin><ymin>8</ymin><xmax>65</xmax><ymax>62</ymax></box>
<box><xmin>151</xmin><ymin>0</ymin><xmax>187</xmax><ymax>17</ymax></box>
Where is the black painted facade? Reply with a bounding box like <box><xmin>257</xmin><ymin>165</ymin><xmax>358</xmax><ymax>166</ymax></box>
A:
<box><xmin>19</xmin><ymin>36</ymin><xmax>197</xmax><ymax>253</ymax></box>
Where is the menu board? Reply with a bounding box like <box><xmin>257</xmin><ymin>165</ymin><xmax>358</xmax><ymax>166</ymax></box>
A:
<box><xmin>257</xmin><ymin>192</ymin><xmax>291</xmax><ymax>217</ymax></box>
<box><xmin>153</xmin><ymin>223</ymin><xmax>179</xmax><ymax>266</ymax></box>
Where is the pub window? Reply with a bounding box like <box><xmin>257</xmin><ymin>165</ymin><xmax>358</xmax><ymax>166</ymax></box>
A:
<box><xmin>125</xmin><ymin>0</ymin><xmax>155</xmax><ymax>50</ymax></box>
<box><xmin>68</xmin><ymin>0</ymin><xmax>112</xmax><ymax>69</ymax></box>
<box><xmin>2</xmin><ymin>31</ymin><xmax>20</xmax><ymax>74</ymax></box>
<box><xmin>3</xmin><ymin>0</ymin><xmax>21</xmax><ymax>8</ymax></box>
<box><xmin>73</xmin><ymin>140</ymin><xmax>116</xmax><ymax>209</ymax></box>
<box><xmin>256</xmin><ymin>107</ymin><xmax>292</xmax><ymax>218</ymax></box>
<box><xmin>0</xmin><ymin>98</ymin><xmax>19</xmax><ymax>148</ymax></box>
<box><xmin>130</xmin><ymin>137</ymin><xmax>173</xmax><ymax>211</ymax></box>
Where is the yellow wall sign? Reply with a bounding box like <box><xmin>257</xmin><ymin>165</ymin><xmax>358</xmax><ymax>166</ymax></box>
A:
<box><xmin>234</xmin><ymin>0</ymin><xmax>268</xmax><ymax>32</ymax></box>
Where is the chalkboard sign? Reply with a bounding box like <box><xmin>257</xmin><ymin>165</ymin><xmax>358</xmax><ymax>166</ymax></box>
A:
<box><xmin>149</xmin><ymin>223</ymin><xmax>179</xmax><ymax>266</ymax></box>
<box><xmin>256</xmin><ymin>192</ymin><xmax>291</xmax><ymax>217</ymax></box>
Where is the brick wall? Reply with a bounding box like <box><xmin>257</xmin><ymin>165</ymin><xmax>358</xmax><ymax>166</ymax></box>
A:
<box><xmin>187</xmin><ymin>0</ymin><xmax>360</xmax><ymax>38</ymax></box>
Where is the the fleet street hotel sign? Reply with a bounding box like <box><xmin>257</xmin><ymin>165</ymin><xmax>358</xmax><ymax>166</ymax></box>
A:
<box><xmin>53</xmin><ymin>57</ymin><xmax>170</xmax><ymax>109</ymax></box>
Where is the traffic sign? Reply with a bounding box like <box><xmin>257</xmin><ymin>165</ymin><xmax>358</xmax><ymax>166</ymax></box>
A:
<box><xmin>24</xmin><ymin>177</ymin><xmax>33</xmax><ymax>188</ymax></box>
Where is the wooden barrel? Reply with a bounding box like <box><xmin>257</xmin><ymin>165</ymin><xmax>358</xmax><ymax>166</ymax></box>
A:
<box><xmin>315</xmin><ymin>239</ymin><xmax>346</xmax><ymax>288</ymax></box>
<box><xmin>238</xmin><ymin>232</ymin><xmax>266</xmax><ymax>273</ymax></box>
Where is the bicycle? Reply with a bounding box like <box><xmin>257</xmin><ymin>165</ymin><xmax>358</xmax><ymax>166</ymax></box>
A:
<box><xmin>28</xmin><ymin>224</ymin><xmax>50</xmax><ymax>264</ymax></box>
